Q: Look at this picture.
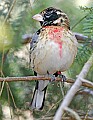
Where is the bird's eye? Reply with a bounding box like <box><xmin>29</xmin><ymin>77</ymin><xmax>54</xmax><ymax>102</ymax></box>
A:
<box><xmin>61</xmin><ymin>19</ymin><xmax>63</xmax><ymax>23</ymax></box>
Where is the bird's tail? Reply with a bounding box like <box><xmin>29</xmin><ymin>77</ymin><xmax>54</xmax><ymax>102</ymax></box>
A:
<box><xmin>31</xmin><ymin>79</ymin><xmax>49</xmax><ymax>110</ymax></box>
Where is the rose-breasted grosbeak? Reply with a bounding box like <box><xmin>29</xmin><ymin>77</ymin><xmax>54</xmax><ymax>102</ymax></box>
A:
<box><xmin>30</xmin><ymin>7</ymin><xmax>78</xmax><ymax>110</ymax></box>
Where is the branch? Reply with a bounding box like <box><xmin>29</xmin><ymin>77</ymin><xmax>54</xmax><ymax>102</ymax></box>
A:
<box><xmin>74</xmin><ymin>32</ymin><xmax>91</xmax><ymax>43</ymax></box>
<box><xmin>22</xmin><ymin>34</ymin><xmax>32</xmax><ymax>44</ymax></box>
<box><xmin>0</xmin><ymin>76</ymin><xmax>93</xmax><ymax>88</ymax></box>
<box><xmin>80</xmin><ymin>78</ymin><xmax>93</xmax><ymax>87</ymax></box>
<box><xmin>22</xmin><ymin>32</ymin><xmax>92</xmax><ymax>45</ymax></box>
<box><xmin>54</xmin><ymin>53</ymin><xmax>93</xmax><ymax>120</ymax></box>
<box><xmin>77</xmin><ymin>88</ymin><xmax>93</xmax><ymax>96</ymax></box>
<box><xmin>64</xmin><ymin>107</ymin><xmax>81</xmax><ymax>120</ymax></box>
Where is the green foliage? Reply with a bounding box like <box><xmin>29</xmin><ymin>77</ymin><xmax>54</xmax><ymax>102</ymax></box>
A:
<box><xmin>0</xmin><ymin>0</ymin><xmax>34</xmax><ymax>118</ymax></box>
<box><xmin>80</xmin><ymin>7</ymin><xmax>93</xmax><ymax>82</ymax></box>
<box><xmin>69</xmin><ymin>6</ymin><xmax>93</xmax><ymax>80</ymax></box>
<box><xmin>0</xmin><ymin>0</ymin><xmax>93</xmax><ymax>119</ymax></box>
<box><xmin>82</xmin><ymin>8</ymin><xmax>93</xmax><ymax>38</ymax></box>
<box><xmin>0</xmin><ymin>23</ymin><xmax>14</xmax><ymax>52</ymax></box>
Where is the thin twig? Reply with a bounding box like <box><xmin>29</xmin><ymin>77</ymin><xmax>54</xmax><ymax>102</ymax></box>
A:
<box><xmin>64</xmin><ymin>107</ymin><xmax>81</xmax><ymax>120</ymax></box>
<box><xmin>80</xmin><ymin>78</ymin><xmax>93</xmax><ymax>86</ymax></box>
<box><xmin>59</xmin><ymin>82</ymin><xmax>65</xmax><ymax>97</ymax></box>
<box><xmin>44</xmin><ymin>98</ymin><xmax>63</xmax><ymax>117</ymax></box>
<box><xmin>0</xmin><ymin>71</ymin><xmax>5</xmax><ymax>96</ymax></box>
<box><xmin>2</xmin><ymin>0</ymin><xmax>16</xmax><ymax>27</ymax></box>
<box><xmin>0</xmin><ymin>81</ymin><xmax>5</xmax><ymax>96</ymax></box>
<box><xmin>71</xmin><ymin>13</ymin><xmax>89</xmax><ymax>30</ymax></box>
<box><xmin>6</xmin><ymin>82</ymin><xmax>17</xmax><ymax>109</ymax></box>
<box><xmin>6</xmin><ymin>83</ymin><xmax>13</xmax><ymax>119</ymax></box>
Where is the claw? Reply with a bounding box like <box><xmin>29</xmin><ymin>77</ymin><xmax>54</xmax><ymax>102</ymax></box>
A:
<box><xmin>47</xmin><ymin>71</ymin><xmax>56</xmax><ymax>82</ymax></box>
<box><xmin>60</xmin><ymin>75</ymin><xmax>66</xmax><ymax>82</ymax></box>
<box><xmin>55</xmin><ymin>71</ymin><xmax>66</xmax><ymax>87</ymax></box>
<box><xmin>50</xmin><ymin>75</ymin><xmax>55</xmax><ymax>82</ymax></box>
<box><xmin>59</xmin><ymin>74</ymin><xmax>66</xmax><ymax>87</ymax></box>
<box><xmin>48</xmin><ymin>74</ymin><xmax>56</xmax><ymax>82</ymax></box>
<box><xmin>60</xmin><ymin>74</ymin><xmax>66</xmax><ymax>87</ymax></box>
<box><xmin>47</xmin><ymin>71</ymin><xmax>66</xmax><ymax>85</ymax></box>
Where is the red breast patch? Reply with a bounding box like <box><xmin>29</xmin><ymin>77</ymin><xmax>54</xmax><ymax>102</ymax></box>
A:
<box><xmin>45</xmin><ymin>26</ymin><xmax>64</xmax><ymax>57</ymax></box>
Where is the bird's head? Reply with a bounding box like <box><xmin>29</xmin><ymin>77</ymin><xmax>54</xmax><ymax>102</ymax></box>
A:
<box><xmin>32</xmin><ymin>7</ymin><xmax>70</xmax><ymax>29</ymax></box>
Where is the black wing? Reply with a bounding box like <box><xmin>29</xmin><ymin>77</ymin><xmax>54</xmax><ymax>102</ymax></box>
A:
<box><xmin>30</xmin><ymin>29</ymin><xmax>41</xmax><ymax>64</ymax></box>
<box><xmin>30</xmin><ymin>29</ymin><xmax>41</xmax><ymax>50</ymax></box>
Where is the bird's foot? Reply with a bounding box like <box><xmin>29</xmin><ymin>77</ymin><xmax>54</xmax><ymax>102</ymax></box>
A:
<box><xmin>47</xmin><ymin>71</ymin><xmax>66</xmax><ymax>85</ymax></box>
<box><xmin>59</xmin><ymin>74</ymin><xmax>66</xmax><ymax>87</ymax></box>
<box><xmin>47</xmin><ymin>71</ymin><xmax>55</xmax><ymax>82</ymax></box>
<box><xmin>56</xmin><ymin>71</ymin><xmax>66</xmax><ymax>87</ymax></box>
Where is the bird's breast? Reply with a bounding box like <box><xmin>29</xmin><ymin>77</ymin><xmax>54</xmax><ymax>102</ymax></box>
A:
<box><xmin>43</xmin><ymin>26</ymin><xmax>64</xmax><ymax>57</ymax></box>
<box><xmin>31</xmin><ymin>26</ymin><xmax>77</xmax><ymax>75</ymax></box>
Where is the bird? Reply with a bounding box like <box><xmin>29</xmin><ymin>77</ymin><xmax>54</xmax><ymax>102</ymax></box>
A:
<box><xmin>30</xmin><ymin>7</ymin><xmax>78</xmax><ymax>110</ymax></box>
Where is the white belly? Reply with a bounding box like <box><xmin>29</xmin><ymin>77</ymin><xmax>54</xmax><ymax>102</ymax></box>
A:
<box><xmin>31</xmin><ymin>32</ymin><xmax>77</xmax><ymax>75</ymax></box>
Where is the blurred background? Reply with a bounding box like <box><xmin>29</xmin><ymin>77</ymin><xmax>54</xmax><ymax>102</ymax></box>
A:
<box><xmin>0</xmin><ymin>0</ymin><xmax>93</xmax><ymax>119</ymax></box>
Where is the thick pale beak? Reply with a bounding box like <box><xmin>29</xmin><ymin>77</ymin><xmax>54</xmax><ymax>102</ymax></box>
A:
<box><xmin>32</xmin><ymin>14</ymin><xmax>44</xmax><ymax>21</ymax></box>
